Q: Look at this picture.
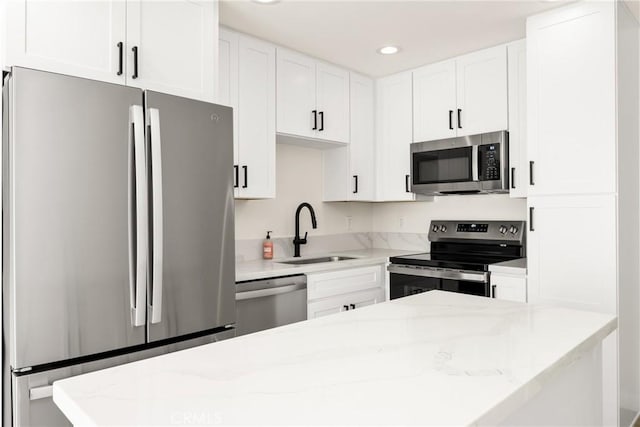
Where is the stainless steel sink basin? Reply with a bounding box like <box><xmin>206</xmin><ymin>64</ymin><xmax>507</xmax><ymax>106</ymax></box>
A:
<box><xmin>278</xmin><ymin>256</ymin><xmax>356</xmax><ymax>265</ymax></box>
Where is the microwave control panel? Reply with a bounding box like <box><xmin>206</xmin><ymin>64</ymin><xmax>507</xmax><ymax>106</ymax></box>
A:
<box><xmin>478</xmin><ymin>143</ymin><xmax>500</xmax><ymax>181</ymax></box>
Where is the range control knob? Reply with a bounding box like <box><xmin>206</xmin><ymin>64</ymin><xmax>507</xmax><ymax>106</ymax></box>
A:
<box><xmin>509</xmin><ymin>226</ymin><xmax>519</xmax><ymax>234</ymax></box>
<box><xmin>432</xmin><ymin>225</ymin><xmax>440</xmax><ymax>232</ymax></box>
<box><xmin>499</xmin><ymin>225</ymin><xmax>508</xmax><ymax>234</ymax></box>
<box><xmin>440</xmin><ymin>225</ymin><xmax>447</xmax><ymax>232</ymax></box>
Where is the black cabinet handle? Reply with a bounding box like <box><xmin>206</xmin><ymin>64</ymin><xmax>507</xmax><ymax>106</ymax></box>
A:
<box><xmin>132</xmin><ymin>46</ymin><xmax>139</xmax><ymax>79</ymax></box>
<box><xmin>319</xmin><ymin>111</ymin><xmax>324</xmax><ymax>131</ymax></box>
<box><xmin>117</xmin><ymin>42</ymin><xmax>123</xmax><ymax>76</ymax></box>
<box><xmin>233</xmin><ymin>165</ymin><xmax>239</xmax><ymax>188</ymax></box>
<box><xmin>242</xmin><ymin>165</ymin><xmax>248</xmax><ymax>189</ymax></box>
<box><xmin>529</xmin><ymin>161</ymin><xmax>535</xmax><ymax>186</ymax></box>
<box><xmin>405</xmin><ymin>175</ymin><xmax>410</xmax><ymax>193</ymax></box>
<box><xmin>448</xmin><ymin>110</ymin><xmax>453</xmax><ymax>130</ymax></box>
<box><xmin>353</xmin><ymin>175</ymin><xmax>358</xmax><ymax>194</ymax></box>
<box><xmin>511</xmin><ymin>167</ymin><xmax>515</xmax><ymax>189</ymax></box>
<box><xmin>350</xmin><ymin>303</ymin><xmax>356</xmax><ymax>310</ymax></box>
<box><xmin>343</xmin><ymin>305</ymin><xmax>349</xmax><ymax>311</ymax></box>
<box><xmin>529</xmin><ymin>207</ymin><xmax>535</xmax><ymax>232</ymax></box>
<box><xmin>312</xmin><ymin>110</ymin><xmax>317</xmax><ymax>130</ymax></box>
<box><xmin>491</xmin><ymin>285</ymin><xmax>497</xmax><ymax>299</ymax></box>
<box><xmin>457</xmin><ymin>109</ymin><xmax>462</xmax><ymax>129</ymax></box>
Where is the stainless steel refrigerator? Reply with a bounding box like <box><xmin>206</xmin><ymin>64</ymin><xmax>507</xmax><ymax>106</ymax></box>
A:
<box><xmin>2</xmin><ymin>67</ymin><xmax>236</xmax><ymax>426</ymax></box>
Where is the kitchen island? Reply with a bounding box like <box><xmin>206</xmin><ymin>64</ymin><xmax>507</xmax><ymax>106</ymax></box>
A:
<box><xmin>53</xmin><ymin>291</ymin><xmax>615</xmax><ymax>426</ymax></box>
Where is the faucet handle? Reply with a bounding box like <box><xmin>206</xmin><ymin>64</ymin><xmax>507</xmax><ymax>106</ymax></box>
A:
<box><xmin>303</xmin><ymin>231</ymin><xmax>308</xmax><ymax>242</ymax></box>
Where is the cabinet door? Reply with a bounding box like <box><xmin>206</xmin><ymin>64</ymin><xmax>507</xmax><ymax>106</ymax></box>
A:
<box><xmin>456</xmin><ymin>45</ymin><xmax>508</xmax><ymax>137</ymax></box>
<box><xmin>507</xmin><ymin>39</ymin><xmax>528</xmax><ymax>198</ymax></box>
<box><xmin>315</xmin><ymin>62</ymin><xmax>350</xmax><ymax>143</ymax></box>
<box><xmin>526</xmin><ymin>2</ymin><xmax>615</xmax><ymax>196</ymax></box>
<box><xmin>491</xmin><ymin>274</ymin><xmax>527</xmax><ymax>302</ymax></box>
<box><xmin>348</xmin><ymin>288</ymin><xmax>385</xmax><ymax>310</ymax></box>
<box><xmin>276</xmin><ymin>48</ymin><xmax>316</xmax><ymax>138</ymax></box>
<box><xmin>126</xmin><ymin>0</ymin><xmax>217</xmax><ymax>101</ymax></box>
<box><xmin>236</xmin><ymin>35</ymin><xmax>276</xmax><ymax>199</ymax></box>
<box><xmin>412</xmin><ymin>60</ymin><xmax>457</xmax><ymax>142</ymax></box>
<box><xmin>218</xmin><ymin>28</ymin><xmax>239</xmax><ymax>195</ymax></box>
<box><xmin>349</xmin><ymin>73</ymin><xmax>376</xmax><ymax>201</ymax></box>
<box><xmin>375</xmin><ymin>72</ymin><xmax>414</xmax><ymax>201</ymax></box>
<box><xmin>5</xmin><ymin>0</ymin><xmax>126</xmax><ymax>84</ymax></box>
<box><xmin>527</xmin><ymin>195</ymin><xmax>616</xmax><ymax>314</ymax></box>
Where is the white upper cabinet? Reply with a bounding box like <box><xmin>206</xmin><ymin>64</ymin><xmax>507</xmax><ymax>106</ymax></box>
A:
<box><xmin>276</xmin><ymin>49</ymin><xmax>317</xmax><ymax>139</ymax></box>
<box><xmin>526</xmin><ymin>1</ymin><xmax>616</xmax><ymax>196</ymax></box>
<box><xmin>218</xmin><ymin>28</ymin><xmax>276</xmax><ymax>200</ymax></box>
<box><xmin>276</xmin><ymin>48</ymin><xmax>350</xmax><ymax>144</ymax></box>
<box><xmin>6</xmin><ymin>0</ymin><xmax>218</xmax><ymax>102</ymax></box>
<box><xmin>507</xmin><ymin>39</ymin><xmax>528</xmax><ymax>198</ymax></box>
<box><xmin>5</xmin><ymin>0</ymin><xmax>126</xmax><ymax>84</ymax></box>
<box><xmin>455</xmin><ymin>45</ymin><xmax>508</xmax><ymax>136</ymax></box>
<box><xmin>376</xmin><ymin>72</ymin><xmax>414</xmax><ymax>201</ymax></box>
<box><xmin>126</xmin><ymin>0</ymin><xmax>217</xmax><ymax>101</ymax></box>
<box><xmin>316</xmin><ymin>62</ymin><xmax>350</xmax><ymax>143</ymax></box>
<box><xmin>322</xmin><ymin>73</ymin><xmax>375</xmax><ymax>201</ymax></box>
<box><xmin>412</xmin><ymin>60</ymin><xmax>457</xmax><ymax>142</ymax></box>
<box><xmin>412</xmin><ymin>45</ymin><xmax>507</xmax><ymax>142</ymax></box>
<box><xmin>236</xmin><ymin>36</ymin><xmax>276</xmax><ymax>199</ymax></box>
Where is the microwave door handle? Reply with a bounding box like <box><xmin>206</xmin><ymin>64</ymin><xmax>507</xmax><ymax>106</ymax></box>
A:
<box><xmin>471</xmin><ymin>145</ymin><xmax>479</xmax><ymax>181</ymax></box>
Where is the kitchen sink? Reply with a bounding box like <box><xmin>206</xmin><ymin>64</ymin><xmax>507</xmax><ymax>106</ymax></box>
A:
<box><xmin>278</xmin><ymin>256</ymin><xmax>356</xmax><ymax>265</ymax></box>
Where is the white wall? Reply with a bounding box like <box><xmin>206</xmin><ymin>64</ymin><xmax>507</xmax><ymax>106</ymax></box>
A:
<box><xmin>234</xmin><ymin>143</ymin><xmax>373</xmax><ymax>240</ymax></box>
<box><xmin>371</xmin><ymin>194</ymin><xmax>526</xmax><ymax>233</ymax></box>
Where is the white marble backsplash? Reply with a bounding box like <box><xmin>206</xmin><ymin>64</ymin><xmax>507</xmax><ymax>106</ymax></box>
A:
<box><xmin>236</xmin><ymin>232</ymin><xmax>428</xmax><ymax>262</ymax></box>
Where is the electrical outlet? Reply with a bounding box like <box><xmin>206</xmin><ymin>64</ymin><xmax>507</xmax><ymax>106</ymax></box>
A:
<box><xmin>399</xmin><ymin>217</ymin><xmax>405</xmax><ymax>229</ymax></box>
<box><xmin>346</xmin><ymin>216</ymin><xmax>353</xmax><ymax>231</ymax></box>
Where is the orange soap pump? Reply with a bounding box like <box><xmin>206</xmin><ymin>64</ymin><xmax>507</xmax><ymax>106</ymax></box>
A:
<box><xmin>263</xmin><ymin>231</ymin><xmax>274</xmax><ymax>260</ymax></box>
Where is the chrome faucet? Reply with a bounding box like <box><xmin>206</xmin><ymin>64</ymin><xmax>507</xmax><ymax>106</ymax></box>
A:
<box><xmin>293</xmin><ymin>202</ymin><xmax>318</xmax><ymax>257</ymax></box>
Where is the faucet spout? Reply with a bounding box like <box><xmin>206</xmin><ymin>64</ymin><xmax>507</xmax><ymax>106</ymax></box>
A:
<box><xmin>293</xmin><ymin>202</ymin><xmax>318</xmax><ymax>257</ymax></box>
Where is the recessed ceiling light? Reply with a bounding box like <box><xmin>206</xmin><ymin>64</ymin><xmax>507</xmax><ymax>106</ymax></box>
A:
<box><xmin>252</xmin><ymin>0</ymin><xmax>280</xmax><ymax>4</ymax></box>
<box><xmin>377</xmin><ymin>46</ymin><xmax>400</xmax><ymax>55</ymax></box>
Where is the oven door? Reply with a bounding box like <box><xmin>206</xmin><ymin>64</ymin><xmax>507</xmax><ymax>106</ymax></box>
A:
<box><xmin>388</xmin><ymin>264</ymin><xmax>489</xmax><ymax>299</ymax></box>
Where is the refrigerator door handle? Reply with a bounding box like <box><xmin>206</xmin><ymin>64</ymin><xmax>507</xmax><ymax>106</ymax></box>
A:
<box><xmin>129</xmin><ymin>105</ymin><xmax>148</xmax><ymax>327</ymax></box>
<box><xmin>29</xmin><ymin>385</ymin><xmax>53</xmax><ymax>401</ymax></box>
<box><xmin>149</xmin><ymin>107</ymin><xmax>164</xmax><ymax>324</ymax></box>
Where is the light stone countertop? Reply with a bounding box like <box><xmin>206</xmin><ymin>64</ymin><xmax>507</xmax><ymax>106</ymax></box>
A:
<box><xmin>489</xmin><ymin>258</ymin><xmax>527</xmax><ymax>275</ymax></box>
<box><xmin>53</xmin><ymin>291</ymin><xmax>616</xmax><ymax>426</ymax></box>
<box><xmin>235</xmin><ymin>248</ymin><xmax>419</xmax><ymax>282</ymax></box>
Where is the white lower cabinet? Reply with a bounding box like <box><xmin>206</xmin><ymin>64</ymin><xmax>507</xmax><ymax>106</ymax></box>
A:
<box><xmin>490</xmin><ymin>274</ymin><xmax>527</xmax><ymax>303</ymax></box>
<box><xmin>307</xmin><ymin>264</ymin><xmax>386</xmax><ymax>319</ymax></box>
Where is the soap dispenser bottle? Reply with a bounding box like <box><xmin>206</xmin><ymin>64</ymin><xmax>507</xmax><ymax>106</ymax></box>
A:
<box><xmin>263</xmin><ymin>231</ymin><xmax>274</xmax><ymax>260</ymax></box>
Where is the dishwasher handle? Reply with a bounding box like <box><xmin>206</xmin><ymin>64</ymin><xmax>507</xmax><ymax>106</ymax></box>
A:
<box><xmin>236</xmin><ymin>282</ymin><xmax>306</xmax><ymax>301</ymax></box>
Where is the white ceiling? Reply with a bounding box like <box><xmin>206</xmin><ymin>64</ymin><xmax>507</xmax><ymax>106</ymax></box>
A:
<box><xmin>220</xmin><ymin>0</ymin><xmax>574</xmax><ymax>77</ymax></box>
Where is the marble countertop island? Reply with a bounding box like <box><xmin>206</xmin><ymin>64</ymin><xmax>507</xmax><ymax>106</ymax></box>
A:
<box><xmin>53</xmin><ymin>291</ymin><xmax>616</xmax><ymax>426</ymax></box>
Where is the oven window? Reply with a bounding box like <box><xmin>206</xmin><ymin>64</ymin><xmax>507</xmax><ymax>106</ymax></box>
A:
<box><xmin>389</xmin><ymin>273</ymin><xmax>439</xmax><ymax>300</ymax></box>
<box><xmin>413</xmin><ymin>147</ymin><xmax>472</xmax><ymax>184</ymax></box>
<box><xmin>441</xmin><ymin>279</ymin><xmax>488</xmax><ymax>297</ymax></box>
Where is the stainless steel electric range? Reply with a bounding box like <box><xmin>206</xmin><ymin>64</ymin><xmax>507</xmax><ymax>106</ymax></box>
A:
<box><xmin>388</xmin><ymin>220</ymin><xmax>526</xmax><ymax>299</ymax></box>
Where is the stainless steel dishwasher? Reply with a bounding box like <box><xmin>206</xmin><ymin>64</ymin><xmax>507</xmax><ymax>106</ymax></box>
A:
<box><xmin>235</xmin><ymin>274</ymin><xmax>307</xmax><ymax>337</ymax></box>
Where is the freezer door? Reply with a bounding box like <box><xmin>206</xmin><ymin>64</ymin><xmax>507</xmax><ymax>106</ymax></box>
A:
<box><xmin>4</xmin><ymin>68</ymin><xmax>146</xmax><ymax>369</ymax></box>
<box><xmin>145</xmin><ymin>91</ymin><xmax>235</xmax><ymax>342</ymax></box>
<box><xmin>10</xmin><ymin>331</ymin><xmax>234</xmax><ymax>427</ymax></box>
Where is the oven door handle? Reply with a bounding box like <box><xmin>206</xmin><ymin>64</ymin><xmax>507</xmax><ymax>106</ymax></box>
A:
<box><xmin>387</xmin><ymin>264</ymin><xmax>488</xmax><ymax>283</ymax></box>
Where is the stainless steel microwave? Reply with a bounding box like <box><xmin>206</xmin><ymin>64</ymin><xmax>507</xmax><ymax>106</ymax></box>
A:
<box><xmin>410</xmin><ymin>131</ymin><xmax>509</xmax><ymax>196</ymax></box>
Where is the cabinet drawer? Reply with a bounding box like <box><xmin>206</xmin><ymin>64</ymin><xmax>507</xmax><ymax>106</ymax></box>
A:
<box><xmin>308</xmin><ymin>288</ymin><xmax>385</xmax><ymax>320</ymax></box>
<box><xmin>307</xmin><ymin>264</ymin><xmax>384</xmax><ymax>300</ymax></box>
